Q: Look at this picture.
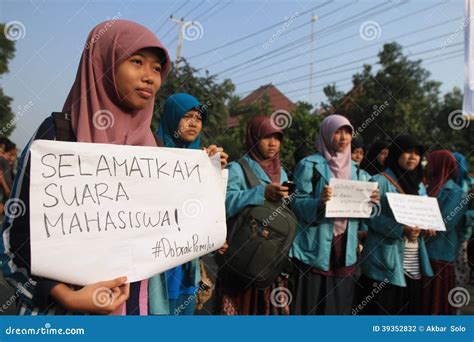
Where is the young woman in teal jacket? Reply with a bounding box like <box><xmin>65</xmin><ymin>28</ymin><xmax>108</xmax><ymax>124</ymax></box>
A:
<box><xmin>217</xmin><ymin>115</ymin><xmax>291</xmax><ymax>315</ymax></box>
<box><xmin>290</xmin><ymin>114</ymin><xmax>378</xmax><ymax>315</ymax></box>
<box><xmin>359</xmin><ymin>135</ymin><xmax>433</xmax><ymax>315</ymax></box>
<box><xmin>422</xmin><ymin>150</ymin><xmax>468</xmax><ymax>315</ymax></box>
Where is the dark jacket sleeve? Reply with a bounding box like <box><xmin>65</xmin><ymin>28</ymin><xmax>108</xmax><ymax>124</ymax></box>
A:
<box><xmin>1</xmin><ymin>116</ymin><xmax>62</xmax><ymax>309</ymax></box>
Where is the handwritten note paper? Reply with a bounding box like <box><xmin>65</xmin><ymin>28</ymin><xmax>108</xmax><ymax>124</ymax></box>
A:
<box><xmin>29</xmin><ymin>140</ymin><xmax>227</xmax><ymax>286</ymax></box>
<box><xmin>386</xmin><ymin>193</ymin><xmax>446</xmax><ymax>231</ymax></box>
<box><xmin>325</xmin><ymin>179</ymin><xmax>378</xmax><ymax>218</ymax></box>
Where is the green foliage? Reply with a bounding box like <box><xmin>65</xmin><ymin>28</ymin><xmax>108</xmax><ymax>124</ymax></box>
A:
<box><xmin>322</xmin><ymin>42</ymin><xmax>473</xmax><ymax>166</ymax></box>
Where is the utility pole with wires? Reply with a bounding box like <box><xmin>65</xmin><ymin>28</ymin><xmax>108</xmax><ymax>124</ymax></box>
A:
<box><xmin>170</xmin><ymin>15</ymin><xmax>186</xmax><ymax>72</ymax></box>
<box><xmin>309</xmin><ymin>14</ymin><xmax>318</xmax><ymax>107</ymax></box>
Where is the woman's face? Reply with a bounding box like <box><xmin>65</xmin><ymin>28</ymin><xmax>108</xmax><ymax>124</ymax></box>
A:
<box><xmin>351</xmin><ymin>147</ymin><xmax>364</xmax><ymax>165</ymax></box>
<box><xmin>398</xmin><ymin>148</ymin><xmax>421</xmax><ymax>171</ymax></box>
<box><xmin>331</xmin><ymin>126</ymin><xmax>352</xmax><ymax>153</ymax></box>
<box><xmin>115</xmin><ymin>48</ymin><xmax>163</xmax><ymax>110</ymax></box>
<box><xmin>377</xmin><ymin>148</ymin><xmax>389</xmax><ymax>165</ymax></box>
<box><xmin>258</xmin><ymin>133</ymin><xmax>281</xmax><ymax>159</ymax></box>
<box><xmin>176</xmin><ymin>110</ymin><xmax>203</xmax><ymax>143</ymax></box>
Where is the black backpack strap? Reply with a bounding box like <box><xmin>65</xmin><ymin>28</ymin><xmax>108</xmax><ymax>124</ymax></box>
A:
<box><xmin>237</xmin><ymin>158</ymin><xmax>262</xmax><ymax>189</ymax></box>
<box><xmin>52</xmin><ymin>112</ymin><xmax>76</xmax><ymax>142</ymax></box>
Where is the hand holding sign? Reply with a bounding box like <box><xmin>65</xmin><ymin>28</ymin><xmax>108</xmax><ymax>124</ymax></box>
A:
<box><xmin>386</xmin><ymin>193</ymin><xmax>446</xmax><ymax>231</ymax></box>
<box><xmin>325</xmin><ymin>179</ymin><xmax>379</xmax><ymax>218</ymax></box>
<box><xmin>30</xmin><ymin>140</ymin><xmax>227</xmax><ymax>286</ymax></box>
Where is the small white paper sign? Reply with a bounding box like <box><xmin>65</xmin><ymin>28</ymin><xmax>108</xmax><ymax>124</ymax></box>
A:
<box><xmin>386</xmin><ymin>193</ymin><xmax>446</xmax><ymax>231</ymax></box>
<box><xmin>325</xmin><ymin>179</ymin><xmax>378</xmax><ymax>218</ymax></box>
<box><xmin>29</xmin><ymin>140</ymin><xmax>227</xmax><ymax>286</ymax></box>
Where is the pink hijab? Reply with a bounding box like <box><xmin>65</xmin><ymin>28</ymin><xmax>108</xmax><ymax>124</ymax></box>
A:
<box><xmin>63</xmin><ymin>19</ymin><xmax>171</xmax><ymax>146</ymax></box>
<box><xmin>316</xmin><ymin>114</ymin><xmax>354</xmax><ymax>236</ymax></box>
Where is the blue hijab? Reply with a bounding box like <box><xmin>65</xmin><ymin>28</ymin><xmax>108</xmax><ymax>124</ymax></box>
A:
<box><xmin>453</xmin><ymin>152</ymin><xmax>469</xmax><ymax>187</ymax></box>
<box><xmin>156</xmin><ymin>93</ymin><xmax>208</xmax><ymax>305</ymax></box>
<box><xmin>156</xmin><ymin>93</ymin><xmax>208</xmax><ymax>149</ymax></box>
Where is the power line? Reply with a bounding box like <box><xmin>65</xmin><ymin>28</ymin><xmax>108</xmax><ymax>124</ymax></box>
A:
<box><xmin>234</xmin><ymin>18</ymin><xmax>461</xmax><ymax>87</ymax></box>
<box><xmin>155</xmin><ymin>1</ymin><xmax>190</xmax><ymax>34</ymax></box>
<box><xmin>236</xmin><ymin>42</ymin><xmax>463</xmax><ymax>96</ymax></box>
<box><xmin>194</xmin><ymin>1</ymin><xmax>220</xmax><ymax>20</ymax></box>
<box><xmin>213</xmin><ymin>1</ymin><xmax>406</xmax><ymax>76</ymax></box>
<box><xmin>181</xmin><ymin>1</ymin><xmax>207</xmax><ymax>21</ymax></box>
<box><xmin>187</xmin><ymin>1</ymin><xmax>335</xmax><ymax>59</ymax></box>
<box><xmin>201</xmin><ymin>1</ymin><xmax>233</xmax><ymax>22</ymax></box>
<box><xmin>220</xmin><ymin>1</ymin><xmax>444</xmax><ymax>78</ymax></box>
<box><xmin>237</xmin><ymin>49</ymin><xmax>463</xmax><ymax>106</ymax></box>
<box><xmin>198</xmin><ymin>0</ymin><xmax>356</xmax><ymax>70</ymax></box>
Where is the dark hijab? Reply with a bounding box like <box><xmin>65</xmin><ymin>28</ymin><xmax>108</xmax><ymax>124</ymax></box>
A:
<box><xmin>361</xmin><ymin>141</ymin><xmax>388</xmax><ymax>175</ymax></box>
<box><xmin>385</xmin><ymin>135</ymin><xmax>424</xmax><ymax>195</ymax></box>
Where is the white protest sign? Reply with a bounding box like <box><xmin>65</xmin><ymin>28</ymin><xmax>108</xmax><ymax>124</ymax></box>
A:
<box><xmin>386</xmin><ymin>193</ymin><xmax>446</xmax><ymax>231</ymax></box>
<box><xmin>325</xmin><ymin>178</ymin><xmax>378</xmax><ymax>218</ymax></box>
<box><xmin>29</xmin><ymin>140</ymin><xmax>227</xmax><ymax>286</ymax></box>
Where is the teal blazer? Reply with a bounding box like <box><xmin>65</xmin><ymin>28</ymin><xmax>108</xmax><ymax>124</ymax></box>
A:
<box><xmin>361</xmin><ymin>168</ymin><xmax>433</xmax><ymax>287</ymax></box>
<box><xmin>289</xmin><ymin>153</ymin><xmax>372</xmax><ymax>271</ymax></box>
<box><xmin>425</xmin><ymin>179</ymin><xmax>469</xmax><ymax>262</ymax></box>
<box><xmin>225</xmin><ymin>154</ymin><xmax>288</xmax><ymax>219</ymax></box>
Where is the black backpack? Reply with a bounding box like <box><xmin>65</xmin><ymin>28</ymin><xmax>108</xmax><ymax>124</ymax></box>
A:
<box><xmin>220</xmin><ymin>159</ymin><xmax>298</xmax><ymax>289</ymax></box>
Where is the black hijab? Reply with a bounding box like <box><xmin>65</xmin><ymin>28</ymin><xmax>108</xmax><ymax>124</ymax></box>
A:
<box><xmin>385</xmin><ymin>135</ymin><xmax>425</xmax><ymax>195</ymax></box>
<box><xmin>361</xmin><ymin>141</ymin><xmax>388</xmax><ymax>175</ymax></box>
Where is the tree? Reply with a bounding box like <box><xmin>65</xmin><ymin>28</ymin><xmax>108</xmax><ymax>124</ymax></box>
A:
<box><xmin>321</xmin><ymin>42</ymin><xmax>473</xmax><ymax>166</ymax></box>
<box><xmin>0</xmin><ymin>23</ymin><xmax>16</xmax><ymax>137</ymax></box>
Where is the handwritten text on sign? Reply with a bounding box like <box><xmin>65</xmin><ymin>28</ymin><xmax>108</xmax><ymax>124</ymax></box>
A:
<box><xmin>386</xmin><ymin>193</ymin><xmax>446</xmax><ymax>231</ymax></box>
<box><xmin>325</xmin><ymin>179</ymin><xmax>378</xmax><ymax>218</ymax></box>
<box><xmin>29</xmin><ymin>140</ymin><xmax>227</xmax><ymax>286</ymax></box>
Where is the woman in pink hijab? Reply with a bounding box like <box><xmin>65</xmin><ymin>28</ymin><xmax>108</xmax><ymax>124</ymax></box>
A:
<box><xmin>290</xmin><ymin>114</ymin><xmax>378</xmax><ymax>315</ymax></box>
<box><xmin>1</xmin><ymin>19</ymin><xmax>171</xmax><ymax>315</ymax></box>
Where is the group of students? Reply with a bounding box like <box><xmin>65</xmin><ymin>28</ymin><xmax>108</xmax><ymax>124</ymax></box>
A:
<box><xmin>0</xmin><ymin>19</ymin><xmax>472</xmax><ymax>316</ymax></box>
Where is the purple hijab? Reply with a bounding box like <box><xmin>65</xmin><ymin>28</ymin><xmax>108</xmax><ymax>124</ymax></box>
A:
<box><xmin>316</xmin><ymin>114</ymin><xmax>354</xmax><ymax>236</ymax></box>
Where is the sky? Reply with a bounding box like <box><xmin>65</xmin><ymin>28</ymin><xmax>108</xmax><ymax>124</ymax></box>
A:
<box><xmin>0</xmin><ymin>0</ymin><xmax>465</xmax><ymax>148</ymax></box>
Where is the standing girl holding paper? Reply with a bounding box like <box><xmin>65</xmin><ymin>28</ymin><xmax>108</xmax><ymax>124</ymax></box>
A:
<box><xmin>217</xmin><ymin>115</ymin><xmax>291</xmax><ymax>315</ymax></box>
<box><xmin>359</xmin><ymin>135</ymin><xmax>433</xmax><ymax>315</ymax></box>
<box><xmin>1</xmin><ymin>20</ymin><xmax>172</xmax><ymax>315</ymax></box>
<box><xmin>290</xmin><ymin>114</ymin><xmax>378</xmax><ymax>315</ymax></box>
<box><xmin>149</xmin><ymin>93</ymin><xmax>228</xmax><ymax>315</ymax></box>
<box><xmin>422</xmin><ymin>150</ymin><xmax>468</xmax><ymax>315</ymax></box>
